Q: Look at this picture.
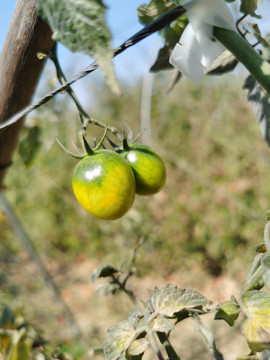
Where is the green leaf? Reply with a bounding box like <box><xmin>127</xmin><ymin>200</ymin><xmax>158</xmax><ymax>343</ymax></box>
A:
<box><xmin>18</xmin><ymin>126</ymin><xmax>42</xmax><ymax>167</ymax></box>
<box><xmin>91</xmin><ymin>264</ymin><xmax>120</xmax><ymax>283</ymax></box>
<box><xmin>207</xmin><ymin>50</ymin><xmax>238</xmax><ymax>75</ymax></box>
<box><xmin>147</xmin><ymin>285</ymin><xmax>211</xmax><ymax>317</ymax></box>
<box><xmin>261</xmin><ymin>252</ymin><xmax>270</xmax><ymax>291</ymax></box>
<box><xmin>241</xmin><ymin>290</ymin><xmax>270</xmax><ymax>352</ymax></box>
<box><xmin>138</xmin><ymin>1</ymin><xmax>187</xmax><ymax>73</ymax></box>
<box><xmin>151</xmin><ymin>317</ymin><xmax>174</xmax><ymax>332</ymax></box>
<box><xmin>0</xmin><ymin>307</ymin><xmax>16</xmax><ymax>329</ymax></box>
<box><xmin>215</xmin><ymin>296</ymin><xmax>241</xmax><ymax>326</ymax></box>
<box><xmin>243</xmin><ymin>75</ymin><xmax>270</xmax><ymax>146</ymax></box>
<box><xmin>35</xmin><ymin>0</ymin><xmax>120</xmax><ymax>94</ymax></box>
<box><xmin>240</xmin><ymin>0</ymin><xmax>262</xmax><ymax>17</ymax></box>
<box><xmin>150</xmin><ymin>44</ymin><xmax>175</xmax><ymax>72</ymax></box>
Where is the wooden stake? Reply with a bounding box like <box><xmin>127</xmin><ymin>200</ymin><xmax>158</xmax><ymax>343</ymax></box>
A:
<box><xmin>0</xmin><ymin>0</ymin><xmax>55</xmax><ymax>188</ymax></box>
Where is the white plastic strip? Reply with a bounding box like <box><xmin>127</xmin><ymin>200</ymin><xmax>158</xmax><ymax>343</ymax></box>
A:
<box><xmin>169</xmin><ymin>0</ymin><xmax>236</xmax><ymax>84</ymax></box>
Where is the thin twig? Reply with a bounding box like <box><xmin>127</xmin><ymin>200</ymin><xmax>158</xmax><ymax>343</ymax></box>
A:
<box><xmin>235</xmin><ymin>14</ymin><xmax>248</xmax><ymax>39</ymax></box>
<box><xmin>0</xmin><ymin>5</ymin><xmax>186</xmax><ymax>130</ymax></box>
<box><xmin>147</xmin><ymin>328</ymin><xmax>165</xmax><ymax>360</ymax></box>
<box><xmin>157</xmin><ymin>331</ymin><xmax>181</xmax><ymax>360</ymax></box>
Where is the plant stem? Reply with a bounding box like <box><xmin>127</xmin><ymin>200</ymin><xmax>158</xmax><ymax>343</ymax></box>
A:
<box><xmin>49</xmin><ymin>44</ymin><xmax>88</xmax><ymax>124</ymax></box>
<box><xmin>245</xmin><ymin>253</ymin><xmax>263</xmax><ymax>283</ymax></box>
<box><xmin>157</xmin><ymin>331</ymin><xmax>181</xmax><ymax>360</ymax></box>
<box><xmin>49</xmin><ymin>45</ymin><xmax>122</xmax><ymax>139</ymax></box>
<box><xmin>264</xmin><ymin>221</ymin><xmax>270</xmax><ymax>251</ymax></box>
<box><xmin>241</xmin><ymin>264</ymin><xmax>265</xmax><ymax>294</ymax></box>
<box><xmin>146</xmin><ymin>329</ymin><xmax>165</xmax><ymax>360</ymax></box>
<box><xmin>111</xmin><ymin>274</ymin><xmax>137</xmax><ymax>304</ymax></box>
<box><xmin>213</xmin><ymin>27</ymin><xmax>270</xmax><ymax>94</ymax></box>
<box><xmin>0</xmin><ymin>5</ymin><xmax>187</xmax><ymax>131</ymax></box>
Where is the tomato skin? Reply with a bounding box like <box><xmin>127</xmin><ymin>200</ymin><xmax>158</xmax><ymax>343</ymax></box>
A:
<box><xmin>72</xmin><ymin>149</ymin><xmax>136</xmax><ymax>220</ymax></box>
<box><xmin>120</xmin><ymin>143</ymin><xmax>166</xmax><ymax>196</ymax></box>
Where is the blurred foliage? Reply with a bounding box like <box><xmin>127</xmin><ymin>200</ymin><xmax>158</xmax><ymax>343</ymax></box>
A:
<box><xmin>2</xmin><ymin>74</ymin><xmax>270</xmax><ymax>276</ymax></box>
<box><xmin>1</xmin><ymin>72</ymin><xmax>270</xmax><ymax>357</ymax></box>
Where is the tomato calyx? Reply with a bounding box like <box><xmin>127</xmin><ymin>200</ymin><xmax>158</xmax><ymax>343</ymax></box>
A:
<box><xmin>117</xmin><ymin>131</ymin><xmax>141</xmax><ymax>152</ymax></box>
<box><xmin>57</xmin><ymin>126</ymin><xmax>108</xmax><ymax>159</ymax></box>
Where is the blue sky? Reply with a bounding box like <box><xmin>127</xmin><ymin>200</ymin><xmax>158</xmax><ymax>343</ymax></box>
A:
<box><xmin>1</xmin><ymin>1</ymin><xmax>269</xmax><ymax>86</ymax></box>
<box><xmin>0</xmin><ymin>0</ymin><xmax>162</xmax><ymax>85</ymax></box>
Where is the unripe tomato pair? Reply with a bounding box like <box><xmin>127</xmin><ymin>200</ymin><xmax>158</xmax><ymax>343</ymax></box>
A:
<box><xmin>72</xmin><ymin>141</ymin><xmax>166</xmax><ymax>220</ymax></box>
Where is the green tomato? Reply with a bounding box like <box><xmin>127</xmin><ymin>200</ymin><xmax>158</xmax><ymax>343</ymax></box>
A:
<box><xmin>72</xmin><ymin>149</ymin><xmax>136</xmax><ymax>220</ymax></box>
<box><xmin>120</xmin><ymin>143</ymin><xmax>166</xmax><ymax>196</ymax></box>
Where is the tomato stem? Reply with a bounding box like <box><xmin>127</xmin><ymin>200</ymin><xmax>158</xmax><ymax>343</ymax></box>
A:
<box><xmin>93</xmin><ymin>126</ymin><xmax>109</xmax><ymax>151</ymax></box>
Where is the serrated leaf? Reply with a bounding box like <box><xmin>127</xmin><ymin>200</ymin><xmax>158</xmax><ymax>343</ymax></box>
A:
<box><xmin>35</xmin><ymin>0</ymin><xmax>120</xmax><ymax>95</ymax></box>
<box><xmin>147</xmin><ymin>285</ymin><xmax>211</xmax><ymax>317</ymax></box>
<box><xmin>18</xmin><ymin>126</ymin><xmax>41</xmax><ymax>167</ymax></box>
<box><xmin>243</xmin><ymin>75</ymin><xmax>270</xmax><ymax>146</ymax></box>
<box><xmin>104</xmin><ymin>319</ymin><xmax>145</xmax><ymax>360</ymax></box>
<box><xmin>207</xmin><ymin>50</ymin><xmax>238</xmax><ymax>75</ymax></box>
<box><xmin>261</xmin><ymin>252</ymin><xmax>270</xmax><ymax>291</ymax></box>
<box><xmin>241</xmin><ymin>290</ymin><xmax>270</xmax><ymax>352</ymax></box>
<box><xmin>240</xmin><ymin>0</ymin><xmax>262</xmax><ymax>17</ymax></box>
<box><xmin>91</xmin><ymin>264</ymin><xmax>119</xmax><ymax>283</ymax></box>
<box><xmin>151</xmin><ymin>317</ymin><xmax>174</xmax><ymax>332</ymax></box>
<box><xmin>215</xmin><ymin>296</ymin><xmax>241</xmax><ymax>326</ymax></box>
<box><xmin>127</xmin><ymin>339</ymin><xmax>149</xmax><ymax>356</ymax></box>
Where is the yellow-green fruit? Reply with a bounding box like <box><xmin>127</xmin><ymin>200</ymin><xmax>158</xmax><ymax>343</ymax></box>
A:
<box><xmin>120</xmin><ymin>143</ymin><xmax>166</xmax><ymax>196</ymax></box>
<box><xmin>72</xmin><ymin>150</ymin><xmax>136</xmax><ymax>220</ymax></box>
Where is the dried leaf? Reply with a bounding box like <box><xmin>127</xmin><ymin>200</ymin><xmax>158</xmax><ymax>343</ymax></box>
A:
<box><xmin>243</xmin><ymin>75</ymin><xmax>270</xmax><ymax>146</ymax></box>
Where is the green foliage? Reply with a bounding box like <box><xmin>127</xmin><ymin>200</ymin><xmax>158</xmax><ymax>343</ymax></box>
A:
<box><xmin>0</xmin><ymin>304</ymin><xmax>36</xmax><ymax>360</ymax></box>
<box><xmin>137</xmin><ymin>0</ymin><xmax>188</xmax><ymax>72</ymax></box>
<box><xmin>18</xmin><ymin>125</ymin><xmax>42</xmax><ymax>167</ymax></box>
<box><xmin>103</xmin><ymin>285</ymin><xmax>212</xmax><ymax>360</ymax></box>
<box><xmin>240</xmin><ymin>0</ymin><xmax>262</xmax><ymax>17</ymax></box>
<box><xmin>35</xmin><ymin>0</ymin><xmax>120</xmax><ymax>94</ymax></box>
<box><xmin>241</xmin><ymin>290</ymin><xmax>270</xmax><ymax>352</ymax></box>
<box><xmin>243</xmin><ymin>75</ymin><xmax>270</xmax><ymax>146</ymax></box>
<box><xmin>261</xmin><ymin>252</ymin><xmax>270</xmax><ymax>290</ymax></box>
<box><xmin>215</xmin><ymin>296</ymin><xmax>241</xmax><ymax>326</ymax></box>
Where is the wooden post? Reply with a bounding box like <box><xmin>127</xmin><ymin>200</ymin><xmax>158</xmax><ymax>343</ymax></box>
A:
<box><xmin>0</xmin><ymin>0</ymin><xmax>55</xmax><ymax>188</ymax></box>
